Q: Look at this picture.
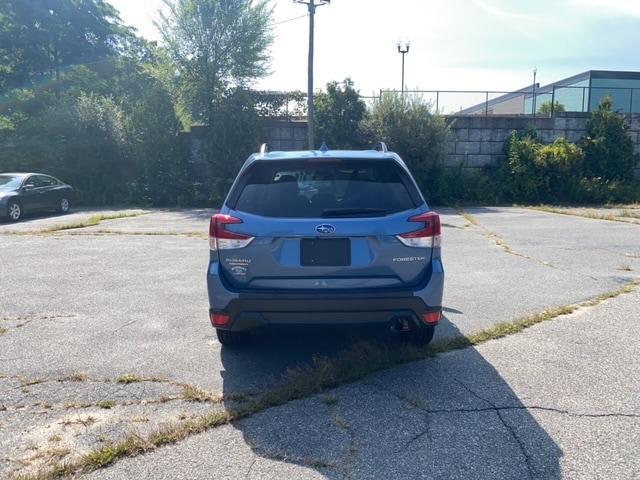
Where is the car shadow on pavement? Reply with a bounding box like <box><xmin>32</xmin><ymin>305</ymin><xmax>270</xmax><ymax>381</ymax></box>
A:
<box><xmin>219</xmin><ymin>316</ymin><xmax>562</xmax><ymax>479</ymax></box>
<box><xmin>0</xmin><ymin>210</ymin><xmax>64</xmax><ymax>223</ymax></box>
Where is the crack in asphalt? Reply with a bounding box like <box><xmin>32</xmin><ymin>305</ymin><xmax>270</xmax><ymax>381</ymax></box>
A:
<box><xmin>244</xmin><ymin>457</ymin><xmax>257</xmax><ymax>479</ymax></box>
<box><xmin>363</xmin><ymin>378</ymin><xmax>639</xmax><ymax>479</ymax></box>
<box><xmin>337</xmin><ymin>419</ymin><xmax>358</xmax><ymax>480</ymax></box>
<box><xmin>456</xmin><ymin>211</ymin><xmax>624</xmax><ymax>283</ymax></box>
<box><xmin>457</xmin><ymin>210</ymin><xmax>560</xmax><ymax>271</ymax></box>
<box><xmin>450</xmin><ymin>379</ymin><xmax>536</xmax><ymax>479</ymax></box>
<box><xmin>111</xmin><ymin>319</ymin><xmax>140</xmax><ymax>334</ymax></box>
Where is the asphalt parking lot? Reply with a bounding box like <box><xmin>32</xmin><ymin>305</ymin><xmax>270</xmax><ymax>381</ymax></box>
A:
<box><xmin>1</xmin><ymin>207</ymin><xmax>639</xmax><ymax>479</ymax></box>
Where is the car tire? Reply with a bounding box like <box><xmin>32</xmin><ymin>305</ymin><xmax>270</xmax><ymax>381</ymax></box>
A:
<box><xmin>58</xmin><ymin>197</ymin><xmax>71</xmax><ymax>214</ymax></box>
<box><xmin>216</xmin><ymin>329</ymin><xmax>249</xmax><ymax>346</ymax></box>
<box><xmin>6</xmin><ymin>200</ymin><xmax>22</xmax><ymax>222</ymax></box>
<box><xmin>404</xmin><ymin>325</ymin><xmax>435</xmax><ymax>346</ymax></box>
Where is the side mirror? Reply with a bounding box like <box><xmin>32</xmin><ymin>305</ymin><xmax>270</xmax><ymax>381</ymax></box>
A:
<box><xmin>22</xmin><ymin>184</ymin><xmax>36</xmax><ymax>190</ymax></box>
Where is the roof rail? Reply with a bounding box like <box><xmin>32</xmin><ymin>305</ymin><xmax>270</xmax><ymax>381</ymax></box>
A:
<box><xmin>374</xmin><ymin>142</ymin><xmax>388</xmax><ymax>152</ymax></box>
<box><xmin>259</xmin><ymin>143</ymin><xmax>269</xmax><ymax>154</ymax></box>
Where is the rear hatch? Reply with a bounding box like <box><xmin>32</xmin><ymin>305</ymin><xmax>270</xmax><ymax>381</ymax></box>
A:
<box><xmin>211</xmin><ymin>158</ymin><xmax>439</xmax><ymax>291</ymax></box>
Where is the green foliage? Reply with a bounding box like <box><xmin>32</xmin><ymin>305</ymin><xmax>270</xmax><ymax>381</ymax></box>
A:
<box><xmin>250</xmin><ymin>90</ymin><xmax>306</xmax><ymax>118</ymax></box>
<box><xmin>583</xmin><ymin>96</ymin><xmax>636</xmax><ymax>180</ymax></box>
<box><xmin>496</xmin><ymin>132</ymin><xmax>585</xmax><ymax>203</ymax></box>
<box><xmin>0</xmin><ymin>37</ymin><xmax>187</xmax><ymax>205</ymax></box>
<box><xmin>315</xmin><ymin>79</ymin><xmax>366</xmax><ymax>149</ymax></box>
<box><xmin>428</xmin><ymin>166</ymin><xmax>499</xmax><ymax>205</ymax></box>
<box><xmin>490</xmin><ymin>121</ymin><xmax>640</xmax><ymax>205</ymax></box>
<box><xmin>537</xmin><ymin>100</ymin><xmax>565</xmax><ymax>115</ymax></box>
<box><xmin>571</xmin><ymin>177</ymin><xmax>640</xmax><ymax>204</ymax></box>
<box><xmin>208</xmin><ymin>88</ymin><xmax>265</xmax><ymax>205</ymax></box>
<box><xmin>156</xmin><ymin>0</ymin><xmax>273</xmax><ymax>126</ymax></box>
<box><xmin>0</xmin><ymin>0</ymin><xmax>131</xmax><ymax>91</ymax></box>
<box><xmin>361</xmin><ymin>93</ymin><xmax>450</xmax><ymax>196</ymax></box>
<box><xmin>127</xmin><ymin>80</ymin><xmax>189</xmax><ymax>207</ymax></box>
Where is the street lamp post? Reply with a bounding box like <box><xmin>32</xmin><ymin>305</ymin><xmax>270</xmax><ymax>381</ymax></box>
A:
<box><xmin>294</xmin><ymin>0</ymin><xmax>330</xmax><ymax>150</ymax></box>
<box><xmin>397</xmin><ymin>42</ymin><xmax>410</xmax><ymax>95</ymax></box>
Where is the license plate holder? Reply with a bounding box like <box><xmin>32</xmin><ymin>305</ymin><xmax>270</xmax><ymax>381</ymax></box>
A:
<box><xmin>301</xmin><ymin>238</ymin><xmax>351</xmax><ymax>267</ymax></box>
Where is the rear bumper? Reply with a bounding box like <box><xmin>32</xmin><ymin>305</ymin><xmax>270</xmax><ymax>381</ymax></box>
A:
<box><xmin>211</xmin><ymin>296</ymin><xmax>441</xmax><ymax>331</ymax></box>
<box><xmin>207</xmin><ymin>259</ymin><xmax>445</xmax><ymax>331</ymax></box>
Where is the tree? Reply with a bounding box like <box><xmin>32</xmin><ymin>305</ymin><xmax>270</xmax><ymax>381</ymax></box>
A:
<box><xmin>0</xmin><ymin>0</ymin><xmax>131</xmax><ymax>90</ymax></box>
<box><xmin>537</xmin><ymin>100</ymin><xmax>565</xmax><ymax>115</ymax></box>
<box><xmin>0</xmin><ymin>8</ymin><xmax>187</xmax><ymax>207</ymax></box>
<box><xmin>315</xmin><ymin>78</ymin><xmax>366</xmax><ymax>149</ymax></box>
<box><xmin>155</xmin><ymin>0</ymin><xmax>273</xmax><ymax>126</ymax></box>
<box><xmin>361</xmin><ymin>93</ymin><xmax>450</xmax><ymax>194</ymax></box>
<box><xmin>583</xmin><ymin>96</ymin><xmax>636</xmax><ymax>180</ymax></box>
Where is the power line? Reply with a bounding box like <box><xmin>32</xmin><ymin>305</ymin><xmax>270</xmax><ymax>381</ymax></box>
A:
<box><xmin>269</xmin><ymin>14</ymin><xmax>308</xmax><ymax>27</ymax></box>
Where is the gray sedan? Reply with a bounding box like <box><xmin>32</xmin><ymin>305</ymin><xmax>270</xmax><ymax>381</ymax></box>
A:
<box><xmin>0</xmin><ymin>173</ymin><xmax>74</xmax><ymax>222</ymax></box>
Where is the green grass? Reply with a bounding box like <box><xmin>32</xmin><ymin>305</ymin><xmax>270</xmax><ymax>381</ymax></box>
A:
<box><xmin>18</xmin><ymin>278</ymin><xmax>640</xmax><ymax>480</ymax></box>
<box><xmin>332</xmin><ymin>416</ymin><xmax>350</xmax><ymax>430</ymax></box>
<box><xmin>180</xmin><ymin>384</ymin><xmax>222</xmax><ymax>403</ymax></box>
<box><xmin>59</xmin><ymin>373</ymin><xmax>88</xmax><ymax>382</ymax></box>
<box><xmin>530</xmin><ymin>205</ymin><xmax>640</xmax><ymax>224</ymax></box>
<box><xmin>114</xmin><ymin>374</ymin><xmax>144</xmax><ymax>385</ymax></box>
<box><xmin>40</xmin><ymin>212</ymin><xmax>146</xmax><ymax>233</ymax></box>
<box><xmin>0</xmin><ymin>211</ymin><xmax>148</xmax><ymax>236</ymax></box>
<box><xmin>97</xmin><ymin>400</ymin><xmax>116</xmax><ymax>410</ymax></box>
<box><xmin>459</xmin><ymin>211</ymin><xmax>478</xmax><ymax>226</ymax></box>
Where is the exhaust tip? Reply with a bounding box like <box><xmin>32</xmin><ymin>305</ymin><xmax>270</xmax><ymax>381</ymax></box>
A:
<box><xmin>391</xmin><ymin>317</ymin><xmax>413</xmax><ymax>333</ymax></box>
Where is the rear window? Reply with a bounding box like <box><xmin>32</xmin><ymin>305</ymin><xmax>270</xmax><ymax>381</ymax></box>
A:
<box><xmin>230</xmin><ymin>160</ymin><xmax>420</xmax><ymax>218</ymax></box>
<box><xmin>0</xmin><ymin>175</ymin><xmax>23</xmax><ymax>190</ymax></box>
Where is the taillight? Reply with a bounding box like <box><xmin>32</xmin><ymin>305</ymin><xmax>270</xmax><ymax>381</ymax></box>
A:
<box><xmin>421</xmin><ymin>311</ymin><xmax>442</xmax><ymax>325</ymax></box>
<box><xmin>209</xmin><ymin>214</ymin><xmax>254</xmax><ymax>251</ymax></box>
<box><xmin>397</xmin><ymin>211</ymin><xmax>441</xmax><ymax>248</ymax></box>
<box><xmin>210</xmin><ymin>312</ymin><xmax>231</xmax><ymax>327</ymax></box>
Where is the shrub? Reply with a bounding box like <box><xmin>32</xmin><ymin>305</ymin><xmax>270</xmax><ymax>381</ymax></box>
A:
<box><xmin>497</xmin><ymin>132</ymin><xmax>584</xmax><ymax>203</ymax></box>
<box><xmin>572</xmin><ymin>177</ymin><xmax>640</xmax><ymax>204</ymax></box>
<box><xmin>361</xmin><ymin>93</ymin><xmax>450</xmax><ymax>198</ymax></box>
<box><xmin>428</xmin><ymin>166</ymin><xmax>498</xmax><ymax>205</ymax></box>
<box><xmin>315</xmin><ymin>79</ymin><xmax>367</xmax><ymax>149</ymax></box>
<box><xmin>583</xmin><ymin>96</ymin><xmax>636</xmax><ymax>181</ymax></box>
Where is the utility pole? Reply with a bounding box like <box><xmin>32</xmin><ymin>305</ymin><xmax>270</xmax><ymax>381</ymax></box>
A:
<box><xmin>397</xmin><ymin>41</ymin><xmax>410</xmax><ymax>95</ymax></box>
<box><xmin>294</xmin><ymin>0</ymin><xmax>330</xmax><ymax>150</ymax></box>
<box><xmin>532</xmin><ymin>67</ymin><xmax>538</xmax><ymax>115</ymax></box>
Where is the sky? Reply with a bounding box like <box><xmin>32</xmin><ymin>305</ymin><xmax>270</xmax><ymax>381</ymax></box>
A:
<box><xmin>109</xmin><ymin>0</ymin><xmax>640</xmax><ymax>104</ymax></box>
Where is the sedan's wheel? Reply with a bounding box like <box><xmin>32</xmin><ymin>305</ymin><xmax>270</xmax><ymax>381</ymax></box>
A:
<box><xmin>7</xmin><ymin>201</ymin><xmax>22</xmax><ymax>222</ymax></box>
<box><xmin>58</xmin><ymin>198</ymin><xmax>70</xmax><ymax>213</ymax></box>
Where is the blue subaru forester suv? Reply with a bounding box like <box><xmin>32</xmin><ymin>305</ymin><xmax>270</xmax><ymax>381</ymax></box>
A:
<box><xmin>207</xmin><ymin>143</ymin><xmax>444</xmax><ymax>346</ymax></box>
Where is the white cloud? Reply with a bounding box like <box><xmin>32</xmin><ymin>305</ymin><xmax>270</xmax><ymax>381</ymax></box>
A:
<box><xmin>473</xmin><ymin>0</ymin><xmax>559</xmax><ymax>38</ymax></box>
<box><xmin>570</xmin><ymin>0</ymin><xmax>640</xmax><ymax>17</ymax></box>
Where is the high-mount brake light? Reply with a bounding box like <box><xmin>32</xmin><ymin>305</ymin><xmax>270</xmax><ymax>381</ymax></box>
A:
<box><xmin>209</xmin><ymin>214</ymin><xmax>254</xmax><ymax>251</ymax></box>
<box><xmin>397</xmin><ymin>211</ymin><xmax>442</xmax><ymax>248</ymax></box>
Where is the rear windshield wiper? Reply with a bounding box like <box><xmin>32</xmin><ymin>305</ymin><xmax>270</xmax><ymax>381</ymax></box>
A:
<box><xmin>322</xmin><ymin>208</ymin><xmax>388</xmax><ymax>217</ymax></box>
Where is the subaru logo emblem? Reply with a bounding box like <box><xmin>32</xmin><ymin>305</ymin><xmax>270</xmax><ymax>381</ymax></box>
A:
<box><xmin>315</xmin><ymin>224</ymin><xmax>335</xmax><ymax>234</ymax></box>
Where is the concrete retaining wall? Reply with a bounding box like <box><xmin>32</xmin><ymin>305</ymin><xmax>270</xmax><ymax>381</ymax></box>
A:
<box><xmin>445</xmin><ymin>113</ymin><xmax>640</xmax><ymax>177</ymax></box>
<box><xmin>185</xmin><ymin>114</ymin><xmax>640</xmax><ymax>178</ymax></box>
<box><xmin>262</xmin><ymin>119</ymin><xmax>308</xmax><ymax>151</ymax></box>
